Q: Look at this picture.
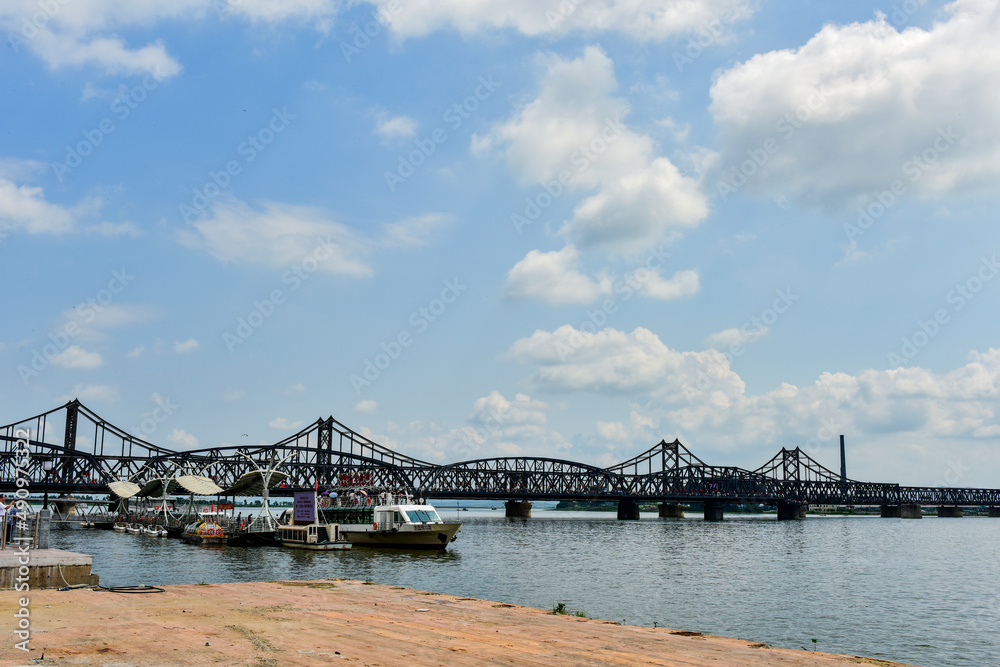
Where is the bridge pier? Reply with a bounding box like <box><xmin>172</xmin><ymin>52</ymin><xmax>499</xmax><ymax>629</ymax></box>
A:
<box><xmin>658</xmin><ymin>503</ymin><xmax>684</xmax><ymax>518</ymax></box>
<box><xmin>776</xmin><ymin>501</ymin><xmax>806</xmax><ymax>521</ymax></box>
<box><xmin>617</xmin><ymin>499</ymin><xmax>640</xmax><ymax>520</ymax></box>
<box><xmin>989</xmin><ymin>507</ymin><xmax>1000</xmax><ymax>518</ymax></box>
<box><xmin>880</xmin><ymin>504</ymin><xmax>901</xmax><ymax>518</ymax></box>
<box><xmin>702</xmin><ymin>501</ymin><xmax>724</xmax><ymax>522</ymax></box>
<box><xmin>900</xmin><ymin>503</ymin><xmax>922</xmax><ymax>519</ymax></box>
<box><xmin>937</xmin><ymin>505</ymin><xmax>963</xmax><ymax>518</ymax></box>
<box><xmin>504</xmin><ymin>501</ymin><xmax>532</xmax><ymax>518</ymax></box>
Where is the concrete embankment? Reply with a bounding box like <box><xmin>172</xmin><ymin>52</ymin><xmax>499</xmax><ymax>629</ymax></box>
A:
<box><xmin>1</xmin><ymin>579</ymin><xmax>917</xmax><ymax>666</ymax></box>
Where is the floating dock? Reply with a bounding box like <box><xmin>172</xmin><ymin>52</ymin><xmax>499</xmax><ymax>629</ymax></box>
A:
<box><xmin>0</xmin><ymin>579</ymin><xmax>917</xmax><ymax>666</ymax></box>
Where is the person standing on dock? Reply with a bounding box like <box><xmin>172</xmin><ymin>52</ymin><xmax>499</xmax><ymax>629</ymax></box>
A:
<box><xmin>0</xmin><ymin>495</ymin><xmax>12</xmax><ymax>546</ymax></box>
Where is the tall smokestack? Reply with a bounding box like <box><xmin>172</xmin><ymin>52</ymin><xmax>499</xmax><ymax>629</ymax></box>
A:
<box><xmin>840</xmin><ymin>435</ymin><xmax>847</xmax><ymax>483</ymax></box>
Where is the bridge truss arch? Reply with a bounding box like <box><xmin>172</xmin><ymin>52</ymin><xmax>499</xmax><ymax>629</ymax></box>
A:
<box><xmin>3</xmin><ymin>400</ymin><xmax>999</xmax><ymax>508</ymax></box>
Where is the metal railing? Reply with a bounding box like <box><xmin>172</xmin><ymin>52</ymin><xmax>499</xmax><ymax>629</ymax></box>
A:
<box><xmin>1</xmin><ymin>511</ymin><xmax>42</xmax><ymax>551</ymax></box>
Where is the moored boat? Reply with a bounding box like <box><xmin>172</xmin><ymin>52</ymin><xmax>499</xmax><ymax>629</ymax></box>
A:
<box><xmin>294</xmin><ymin>491</ymin><xmax>461</xmax><ymax>549</ymax></box>
<box><xmin>276</xmin><ymin>522</ymin><xmax>351</xmax><ymax>550</ymax></box>
<box><xmin>181</xmin><ymin>508</ymin><xmax>229</xmax><ymax>545</ymax></box>
<box><xmin>113</xmin><ymin>522</ymin><xmax>128</xmax><ymax>533</ymax></box>
<box><xmin>181</xmin><ymin>519</ymin><xmax>227</xmax><ymax>545</ymax></box>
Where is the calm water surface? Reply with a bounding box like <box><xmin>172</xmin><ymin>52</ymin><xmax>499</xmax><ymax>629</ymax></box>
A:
<box><xmin>51</xmin><ymin>510</ymin><xmax>1000</xmax><ymax>667</ymax></box>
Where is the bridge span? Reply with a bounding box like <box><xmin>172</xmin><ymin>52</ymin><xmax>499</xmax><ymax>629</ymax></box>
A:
<box><xmin>2</xmin><ymin>400</ymin><xmax>999</xmax><ymax>521</ymax></box>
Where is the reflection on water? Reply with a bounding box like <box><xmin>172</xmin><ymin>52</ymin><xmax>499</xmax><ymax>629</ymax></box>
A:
<box><xmin>51</xmin><ymin>510</ymin><xmax>1000</xmax><ymax>667</ymax></box>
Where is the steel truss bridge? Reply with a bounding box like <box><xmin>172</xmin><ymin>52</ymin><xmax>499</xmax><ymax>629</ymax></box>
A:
<box><xmin>1</xmin><ymin>400</ymin><xmax>998</xmax><ymax>510</ymax></box>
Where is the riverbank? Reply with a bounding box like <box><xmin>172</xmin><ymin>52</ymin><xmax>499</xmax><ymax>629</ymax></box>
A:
<box><xmin>1</xmin><ymin>579</ymin><xmax>916</xmax><ymax>666</ymax></box>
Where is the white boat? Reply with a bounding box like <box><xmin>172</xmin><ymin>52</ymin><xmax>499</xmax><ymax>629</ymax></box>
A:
<box><xmin>113</xmin><ymin>522</ymin><xmax>128</xmax><ymax>533</ymax></box>
<box><xmin>126</xmin><ymin>524</ymin><xmax>142</xmax><ymax>535</ymax></box>
<box><xmin>276</xmin><ymin>522</ymin><xmax>351</xmax><ymax>550</ymax></box>
<box><xmin>305</xmin><ymin>491</ymin><xmax>461</xmax><ymax>549</ymax></box>
<box><xmin>142</xmin><ymin>525</ymin><xmax>167</xmax><ymax>537</ymax></box>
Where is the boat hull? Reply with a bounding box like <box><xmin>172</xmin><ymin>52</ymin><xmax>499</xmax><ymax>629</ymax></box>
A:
<box><xmin>227</xmin><ymin>531</ymin><xmax>277</xmax><ymax>547</ymax></box>
<box><xmin>341</xmin><ymin>522</ymin><xmax>461</xmax><ymax>549</ymax></box>
<box><xmin>180</xmin><ymin>532</ymin><xmax>227</xmax><ymax>545</ymax></box>
<box><xmin>278</xmin><ymin>540</ymin><xmax>351</xmax><ymax>551</ymax></box>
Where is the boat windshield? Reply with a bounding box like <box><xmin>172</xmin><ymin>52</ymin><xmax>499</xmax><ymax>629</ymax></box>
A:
<box><xmin>403</xmin><ymin>509</ymin><xmax>441</xmax><ymax>523</ymax></box>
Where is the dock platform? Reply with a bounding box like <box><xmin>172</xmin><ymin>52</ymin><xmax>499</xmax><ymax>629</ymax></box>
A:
<box><xmin>0</xmin><ymin>549</ymin><xmax>98</xmax><ymax>590</ymax></box>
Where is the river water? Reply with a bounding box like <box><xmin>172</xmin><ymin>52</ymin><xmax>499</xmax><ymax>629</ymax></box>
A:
<box><xmin>50</xmin><ymin>510</ymin><xmax>1000</xmax><ymax>667</ymax></box>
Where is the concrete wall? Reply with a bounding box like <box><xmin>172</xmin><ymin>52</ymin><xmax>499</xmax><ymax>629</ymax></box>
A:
<box><xmin>0</xmin><ymin>549</ymin><xmax>98</xmax><ymax>590</ymax></box>
<box><xmin>1</xmin><ymin>563</ymin><xmax>99</xmax><ymax>590</ymax></box>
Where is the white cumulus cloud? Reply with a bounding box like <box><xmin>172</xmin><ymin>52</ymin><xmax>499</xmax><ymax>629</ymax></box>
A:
<box><xmin>365</xmin><ymin>0</ymin><xmax>757</xmax><ymax>41</ymax></box>
<box><xmin>709</xmin><ymin>0</ymin><xmax>1000</xmax><ymax>207</ymax></box>
<box><xmin>505</xmin><ymin>246</ymin><xmax>611</xmax><ymax>305</ymax></box>
<box><xmin>51</xmin><ymin>345</ymin><xmax>104</xmax><ymax>369</ymax></box>
<box><xmin>173</xmin><ymin>339</ymin><xmax>199</xmax><ymax>354</ymax></box>
<box><xmin>487</xmin><ymin>47</ymin><xmax>708</xmax><ymax>303</ymax></box>
<box><xmin>374</xmin><ymin>113</ymin><xmax>417</xmax><ymax>143</ymax></box>
<box><xmin>0</xmin><ymin>0</ymin><xmax>343</xmax><ymax>79</ymax></box>
<box><xmin>269</xmin><ymin>417</ymin><xmax>305</xmax><ymax>431</ymax></box>
<box><xmin>166</xmin><ymin>428</ymin><xmax>199</xmax><ymax>449</ymax></box>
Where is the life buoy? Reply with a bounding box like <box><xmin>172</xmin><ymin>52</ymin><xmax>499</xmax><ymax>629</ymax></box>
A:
<box><xmin>373</xmin><ymin>522</ymin><xmax>378</xmax><ymax>530</ymax></box>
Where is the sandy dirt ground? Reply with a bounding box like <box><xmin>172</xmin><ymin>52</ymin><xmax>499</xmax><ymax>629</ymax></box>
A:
<box><xmin>1</xmin><ymin>579</ymin><xmax>917</xmax><ymax>666</ymax></box>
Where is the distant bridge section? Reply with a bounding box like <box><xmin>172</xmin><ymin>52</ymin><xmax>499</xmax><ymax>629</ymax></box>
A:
<box><xmin>2</xmin><ymin>400</ymin><xmax>999</xmax><ymax>521</ymax></box>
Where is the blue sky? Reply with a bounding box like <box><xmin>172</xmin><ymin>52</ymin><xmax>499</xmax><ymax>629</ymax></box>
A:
<box><xmin>2</xmin><ymin>0</ymin><xmax>999</xmax><ymax>487</ymax></box>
